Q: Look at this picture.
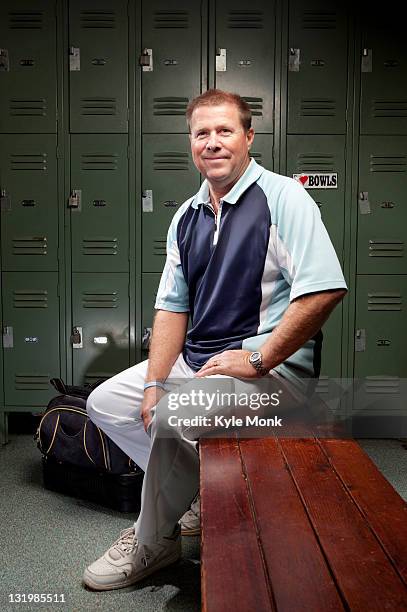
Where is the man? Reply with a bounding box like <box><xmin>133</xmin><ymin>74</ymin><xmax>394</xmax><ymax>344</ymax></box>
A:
<box><xmin>83</xmin><ymin>89</ymin><xmax>347</xmax><ymax>590</ymax></box>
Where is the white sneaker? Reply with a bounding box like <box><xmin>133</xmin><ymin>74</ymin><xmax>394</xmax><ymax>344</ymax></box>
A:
<box><xmin>83</xmin><ymin>525</ymin><xmax>181</xmax><ymax>591</ymax></box>
<box><xmin>179</xmin><ymin>494</ymin><xmax>200</xmax><ymax>536</ymax></box>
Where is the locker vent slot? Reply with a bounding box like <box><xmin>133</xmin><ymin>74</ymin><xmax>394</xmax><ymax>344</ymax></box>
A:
<box><xmin>372</xmin><ymin>100</ymin><xmax>407</xmax><ymax>118</ymax></box>
<box><xmin>153</xmin><ymin>152</ymin><xmax>189</xmax><ymax>171</ymax></box>
<box><xmin>9</xmin><ymin>99</ymin><xmax>47</xmax><ymax>117</ymax></box>
<box><xmin>153</xmin><ymin>97</ymin><xmax>188</xmax><ymax>116</ymax></box>
<box><xmin>13</xmin><ymin>237</ymin><xmax>47</xmax><ymax>255</ymax></box>
<box><xmin>370</xmin><ymin>156</ymin><xmax>406</xmax><ymax>172</ymax></box>
<box><xmin>15</xmin><ymin>375</ymin><xmax>50</xmax><ymax>390</ymax></box>
<box><xmin>153</xmin><ymin>10</ymin><xmax>188</xmax><ymax>28</ymax></box>
<box><xmin>85</xmin><ymin>373</ymin><xmax>113</xmax><ymax>385</ymax></box>
<box><xmin>228</xmin><ymin>11</ymin><xmax>264</xmax><ymax>29</ymax></box>
<box><xmin>242</xmin><ymin>97</ymin><xmax>263</xmax><ymax>116</ymax></box>
<box><xmin>364</xmin><ymin>377</ymin><xmax>400</xmax><ymax>395</ymax></box>
<box><xmin>367</xmin><ymin>292</ymin><xmax>402</xmax><ymax>311</ymax></box>
<box><xmin>82</xmin><ymin>292</ymin><xmax>118</xmax><ymax>308</ymax></box>
<box><xmin>9</xmin><ymin>11</ymin><xmax>44</xmax><ymax>29</ymax></box>
<box><xmin>251</xmin><ymin>152</ymin><xmax>263</xmax><ymax>165</ymax></box>
<box><xmin>153</xmin><ymin>239</ymin><xmax>167</xmax><ymax>257</ymax></box>
<box><xmin>82</xmin><ymin>238</ymin><xmax>118</xmax><ymax>256</ymax></box>
<box><xmin>13</xmin><ymin>290</ymin><xmax>48</xmax><ymax>308</ymax></box>
<box><xmin>10</xmin><ymin>153</ymin><xmax>47</xmax><ymax>171</ymax></box>
<box><xmin>80</xmin><ymin>98</ymin><xmax>117</xmax><ymax>116</ymax></box>
<box><xmin>315</xmin><ymin>376</ymin><xmax>329</xmax><ymax>395</ymax></box>
<box><xmin>300</xmin><ymin>99</ymin><xmax>336</xmax><ymax>117</ymax></box>
<box><xmin>80</xmin><ymin>11</ymin><xmax>115</xmax><ymax>29</ymax></box>
<box><xmin>297</xmin><ymin>154</ymin><xmax>335</xmax><ymax>171</ymax></box>
<box><xmin>302</xmin><ymin>10</ymin><xmax>337</xmax><ymax>30</ymax></box>
<box><xmin>80</xmin><ymin>153</ymin><xmax>118</xmax><ymax>170</ymax></box>
<box><xmin>368</xmin><ymin>240</ymin><xmax>404</xmax><ymax>257</ymax></box>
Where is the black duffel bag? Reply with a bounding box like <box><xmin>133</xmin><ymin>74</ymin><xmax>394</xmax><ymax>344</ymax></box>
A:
<box><xmin>35</xmin><ymin>378</ymin><xmax>144</xmax><ymax>512</ymax></box>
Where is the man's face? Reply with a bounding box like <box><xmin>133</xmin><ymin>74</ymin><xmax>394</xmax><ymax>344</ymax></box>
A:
<box><xmin>189</xmin><ymin>103</ymin><xmax>255</xmax><ymax>190</ymax></box>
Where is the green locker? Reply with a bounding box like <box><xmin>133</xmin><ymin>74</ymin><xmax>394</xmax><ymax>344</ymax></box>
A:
<box><xmin>72</xmin><ymin>272</ymin><xmax>130</xmax><ymax>384</ymax></box>
<box><xmin>360</xmin><ymin>10</ymin><xmax>407</xmax><ymax>135</ymax></box>
<box><xmin>357</xmin><ymin>136</ymin><xmax>407</xmax><ymax>275</ymax></box>
<box><xmin>287</xmin><ymin>0</ymin><xmax>348</xmax><ymax>135</ymax></box>
<box><xmin>142</xmin><ymin>134</ymin><xmax>200</xmax><ymax>273</ymax></box>
<box><xmin>0</xmin><ymin>0</ymin><xmax>57</xmax><ymax>134</ymax></box>
<box><xmin>141</xmin><ymin>272</ymin><xmax>161</xmax><ymax>356</ymax></box>
<box><xmin>0</xmin><ymin>135</ymin><xmax>58</xmax><ymax>271</ymax></box>
<box><xmin>215</xmin><ymin>0</ymin><xmax>275</xmax><ymax>133</ymax></box>
<box><xmin>286</xmin><ymin>135</ymin><xmax>346</xmax><ymax>376</ymax></box>
<box><xmin>353</xmin><ymin>274</ymin><xmax>407</xmax><ymax>421</ymax></box>
<box><xmin>69</xmin><ymin>0</ymin><xmax>129</xmax><ymax>133</ymax></box>
<box><xmin>249</xmin><ymin>135</ymin><xmax>274</xmax><ymax>170</ymax></box>
<box><xmin>70</xmin><ymin>134</ymin><xmax>129</xmax><ymax>272</ymax></box>
<box><xmin>2</xmin><ymin>271</ymin><xmax>60</xmax><ymax>406</ymax></box>
<box><xmin>141</xmin><ymin>0</ymin><xmax>203</xmax><ymax>133</ymax></box>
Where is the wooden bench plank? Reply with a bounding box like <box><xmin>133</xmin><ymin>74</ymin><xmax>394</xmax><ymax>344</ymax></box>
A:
<box><xmin>239</xmin><ymin>437</ymin><xmax>345</xmax><ymax>612</ymax></box>
<box><xmin>200</xmin><ymin>437</ymin><xmax>274</xmax><ymax>612</ymax></box>
<box><xmin>279</xmin><ymin>438</ymin><xmax>407</xmax><ymax>611</ymax></box>
<box><xmin>319</xmin><ymin>439</ymin><xmax>407</xmax><ymax>584</ymax></box>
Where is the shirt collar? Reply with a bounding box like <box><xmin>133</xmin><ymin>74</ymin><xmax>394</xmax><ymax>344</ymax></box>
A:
<box><xmin>192</xmin><ymin>159</ymin><xmax>265</xmax><ymax>209</ymax></box>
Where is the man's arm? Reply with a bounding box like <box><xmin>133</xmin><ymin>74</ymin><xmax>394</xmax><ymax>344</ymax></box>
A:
<box><xmin>141</xmin><ymin>310</ymin><xmax>188</xmax><ymax>429</ymax></box>
<box><xmin>196</xmin><ymin>289</ymin><xmax>347</xmax><ymax>378</ymax></box>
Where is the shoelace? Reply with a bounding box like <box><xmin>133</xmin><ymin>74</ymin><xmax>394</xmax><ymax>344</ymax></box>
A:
<box><xmin>112</xmin><ymin>527</ymin><xmax>138</xmax><ymax>556</ymax></box>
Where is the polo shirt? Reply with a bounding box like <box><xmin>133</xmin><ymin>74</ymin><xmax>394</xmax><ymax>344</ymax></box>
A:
<box><xmin>155</xmin><ymin>159</ymin><xmax>347</xmax><ymax>387</ymax></box>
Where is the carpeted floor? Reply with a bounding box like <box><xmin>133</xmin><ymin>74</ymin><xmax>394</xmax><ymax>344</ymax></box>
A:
<box><xmin>1</xmin><ymin>427</ymin><xmax>406</xmax><ymax>612</ymax></box>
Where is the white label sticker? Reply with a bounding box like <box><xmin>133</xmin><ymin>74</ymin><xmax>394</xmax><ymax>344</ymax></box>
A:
<box><xmin>293</xmin><ymin>173</ymin><xmax>338</xmax><ymax>189</ymax></box>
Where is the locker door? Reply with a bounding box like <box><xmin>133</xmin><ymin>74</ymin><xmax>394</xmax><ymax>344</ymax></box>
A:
<box><xmin>0</xmin><ymin>135</ymin><xmax>58</xmax><ymax>272</ymax></box>
<box><xmin>141</xmin><ymin>272</ymin><xmax>161</xmax><ymax>357</ymax></box>
<box><xmin>69</xmin><ymin>0</ymin><xmax>128</xmax><ymax>133</ymax></box>
<box><xmin>142</xmin><ymin>134</ymin><xmax>200</xmax><ymax>273</ymax></box>
<box><xmin>357</xmin><ymin>136</ymin><xmax>407</xmax><ymax>274</ymax></box>
<box><xmin>0</xmin><ymin>0</ymin><xmax>57</xmax><ymax>133</ymax></box>
<box><xmin>250</xmin><ymin>135</ymin><xmax>274</xmax><ymax>171</ymax></box>
<box><xmin>215</xmin><ymin>0</ymin><xmax>275</xmax><ymax>133</ymax></box>
<box><xmin>141</xmin><ymin>0</ymin><xmax>203</xmax><ymax>133</ymax></box>
<box><xmin>72</xmin><ymin>273</ymin><xmax>130</xmax><ymax>384</ymax></box>
<box><xmin>70</xmin><ymin>135</ymin><xmax>129</xmax><ymax>273</ymax></box>
<box><xmin>2</xmin><ymin>272</ymin><xmax>60</xmax><ymax>406</ymax></box>
<box><xmin>287</xmin><ymin>0</ymin><xmax>348</xmax><ymax>135</ymax></box>
<box><xmin>360</xmin><ymin>9</ymin><xmax>407</xmax><ymax>135</ymax></box>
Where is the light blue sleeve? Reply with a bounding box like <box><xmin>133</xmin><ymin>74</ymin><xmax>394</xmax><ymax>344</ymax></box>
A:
<box><xmin>273</xmin><ymin>180</ymin><xmax>348</xmax><ymax>302</ymax></box>
<box><xmin>154</xmin><ymin>200</ymin><xmax>191</xmax><ymax>312</ymax></box>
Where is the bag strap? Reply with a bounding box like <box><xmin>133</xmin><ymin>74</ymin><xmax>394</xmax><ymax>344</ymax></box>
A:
<box><xmin>50</xmin><ymin>378</ymin><xmax>68</xmax><ymax>394</ymax></box>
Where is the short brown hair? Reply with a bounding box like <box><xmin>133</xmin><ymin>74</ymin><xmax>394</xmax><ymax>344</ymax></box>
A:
<box><xmin>186</xmin><ymin>89</ymin><xmax>252</xmax><ymax>132</ymax></box>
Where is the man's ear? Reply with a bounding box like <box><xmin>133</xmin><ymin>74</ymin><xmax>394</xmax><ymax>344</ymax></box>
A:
<box><xmin>247</xmin><ymin>127</ymin><xmax>255</xmax><ymax>149</ymax></box>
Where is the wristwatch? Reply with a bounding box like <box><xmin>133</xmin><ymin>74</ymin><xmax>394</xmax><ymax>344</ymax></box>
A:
<box><xmin>248</xmin><ymin>351</ymin><xmax>269</xmax><ymax>376</ymax></box>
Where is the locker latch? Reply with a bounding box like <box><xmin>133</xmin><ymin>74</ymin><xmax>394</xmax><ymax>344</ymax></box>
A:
<box><xmin>216</xmin><ymin>48</ymin><xmax>226</xmax><ymax>72</ymax></box>
<box><xmin>361</xmin><ymin>48</ymin><xmax>372</xmax><ymax>73</ymax></box>
<box><xmin>3</xmin><ymin>326</ymin><xmax>14</xmax><ymax>349</ymax></box>
<box><xmin>71</xmin><ymin>326</ymin><xmax>83</xmax><ymax>348</ymax></box>
<box><xmin>68</xmin><ymin>189</ymin><xmax>82</xmax><ymax>211</ymax></box>
<box><xmin>0</xmin><ymin>189</ymin><xmax>11</xmax><ymax>211</ymax></box>
<box><xmin>69</xmin><ymin>47</ymin><xmax>80</xmax><ymax>71</ymax></box>
<box><xmin>355</xmin><ymin>329</ymin><xmax>366</xmax><ymax>352</ymax></box>
<box><xmin>0</xmin><ymin>49</ymin><xmax>9</xmax><ymax>72</ymax></box>
<box><xmin>142</xmin><ymin>327</ymin><xmax>152</xmax><ymax>350</ymax></box>
<box><xmin>142</xmin><ymin>190</ymin><xmax>153</xmax><ymax>212</ymax></box>
<box><xmin>140</xmin><ymin>49</ymin><xmax>153</xmax><ymax>72</ymax></box>
<box><xmin>289</xmin><ymin>48</ymin><xmax>300</xmax><ymax>72</ymax></box>
<box><xmin>358</xmin><ymin>191</ymin><xmax>371</xmax><ymax>215</ymax></box>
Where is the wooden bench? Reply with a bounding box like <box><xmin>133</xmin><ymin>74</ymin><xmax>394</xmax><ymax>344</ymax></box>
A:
<box><xmin>200</xmin><ymin>437</ymin><xmax>407</xmax><ymax>611</ymax></box>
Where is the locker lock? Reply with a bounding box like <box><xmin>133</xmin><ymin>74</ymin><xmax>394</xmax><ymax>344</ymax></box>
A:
<box><xmin>68</xmin><ymin>189</ymin><xmax>82</xmax><ymax>211</ymax></box>
<box><xmin>71</xmin><ymin>326</ymin><xmax>83</xmax><ymax>348</ymax></box>
<box><xmin>139</xmin><ymin>49</ymin><xmax>153</xmax><ymax>71</ymax></box>
<box><xmin>142</xmin><ymin>327</ymin><xmax>152</xmax><ymax>350</ymax></box>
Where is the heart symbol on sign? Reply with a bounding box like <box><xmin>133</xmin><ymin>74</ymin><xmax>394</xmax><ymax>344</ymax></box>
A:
<box><xmin>299</xmin><ymin>175</ymin><xmax>308</xmax><ymax>185</ymax></box>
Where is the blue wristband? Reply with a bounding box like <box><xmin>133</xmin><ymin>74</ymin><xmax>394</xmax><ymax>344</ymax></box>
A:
<box><xmin>144</xmin><ymin>381</ymin><xmax>167</xmax><ymax>392</ymax></box>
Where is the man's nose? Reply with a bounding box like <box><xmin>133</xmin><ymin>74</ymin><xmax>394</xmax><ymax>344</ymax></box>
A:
<box><xmin>206</xmin><ymin>132</ymin><xmax>221</xmax><ymax>150</ymax></box>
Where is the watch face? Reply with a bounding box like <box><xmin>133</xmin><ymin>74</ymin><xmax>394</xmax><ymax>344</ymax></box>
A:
<box><xmin>249</xmin><ymin>351</ymin><xmax>261</xmax><ymax>364</ymax></box>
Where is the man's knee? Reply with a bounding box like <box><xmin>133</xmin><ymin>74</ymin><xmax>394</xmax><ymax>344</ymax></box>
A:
<box><xmin>86</xmin><ymin>384</ymin><xmax>113</xmax><ymax>426</ymax></box>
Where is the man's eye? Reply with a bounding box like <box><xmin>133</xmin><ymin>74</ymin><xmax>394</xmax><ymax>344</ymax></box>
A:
<box><xmin>196</xmin><ymin>132</ymin><xmax>207</xmax><ymax>139</ymax></box>
<box><xmin>220</xmin><ymin>129</ymin><xmax>232</xmax><ymax>135</ymax></box>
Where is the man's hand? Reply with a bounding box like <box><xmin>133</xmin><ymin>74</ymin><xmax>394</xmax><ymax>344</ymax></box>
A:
<box><xmin>140</xmin><ymin>386</ymin><xmax>167</xmax><ymax>432</ymax></box>
<box><xmin>195</xmin><ymin>350</ymin><xmax>260</xmax><ymax>379</ymax></box>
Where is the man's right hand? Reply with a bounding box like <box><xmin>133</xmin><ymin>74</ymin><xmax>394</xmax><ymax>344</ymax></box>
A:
<box><xmin>140</xmin><ymin>386</ymin><xmax>167</xmax><ymax>432</ymax></box>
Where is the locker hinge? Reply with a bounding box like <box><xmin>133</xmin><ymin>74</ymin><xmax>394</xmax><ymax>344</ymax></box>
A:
<box><xmin>139</xmin><ymin>48</ymin><xmax>153</xmax><ymax>71</ymax></box>
<box><xmin>0</xmin><ymin>189</ymin><xmax>11</xmax><ymax>211</ymax></box>
<box><xmin>355</xmin><ymin>329</ymin><xmax>366</xmax><ymax>352</ymax></box>
<box><xmin>216</xmin><ymin>48</ymin><xmax>226</xmax><ymax>72</ymax></box>
<box><xmin>361</xmin><ymin>48</ymin><xmax>372</xmax><ymax>73</ymax></box>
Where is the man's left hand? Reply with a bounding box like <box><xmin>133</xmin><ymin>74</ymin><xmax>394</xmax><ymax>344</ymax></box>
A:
<box><xmin>195</xmin><ymin>350</ymin><xmax>262</xmax><ymax>378</ymax></box>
